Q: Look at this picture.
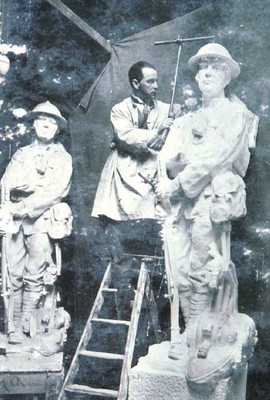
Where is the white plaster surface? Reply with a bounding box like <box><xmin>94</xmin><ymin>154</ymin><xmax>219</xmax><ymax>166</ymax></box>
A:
<box><xmin>129</xmin><ymin>341</ymin><xmax>247</xmax><ymax>400</ymax></box>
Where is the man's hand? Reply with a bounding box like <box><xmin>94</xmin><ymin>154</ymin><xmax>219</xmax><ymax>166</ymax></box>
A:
<box><xmin>184</xmin><ymin>97</ymin><xmax>198</xmax><ymax>111</ymax></box>
<box><xmin>148</xmin><ymin>114</ymin><xmax>175</xmax><ymax>150</ymax></box>
<box><xmin>155</xmin><ymin>177</ymin><xmax>180</xmax><ymax>198</ymax></box>
<box><xmin>158</xmin><ymin>116</ymin><xmax>175</xmax><ymax>134</ymax></box>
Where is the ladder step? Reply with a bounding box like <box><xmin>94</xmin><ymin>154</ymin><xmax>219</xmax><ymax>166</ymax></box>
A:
<box><xmin>79</xmin><ymin>349</ymin><xmax>124</xmax><ymax>360</ymax></box>
<box><xmin>65</xmin><ymin>384</ymin><xmax>118</xmax><ymax>398</ymax></box>
<box><xmin>92</xmin><ymin>317</ymin><xmax>130</xmax><ymax>326</ymax></box>
<box><xmin>102</xmin><ymin>288</ymin><xmax>118</xmax><ymax>292</ymax></box>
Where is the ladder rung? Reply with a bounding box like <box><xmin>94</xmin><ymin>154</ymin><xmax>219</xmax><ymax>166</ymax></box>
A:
<box><xmin>65</xmin><ymin>384</ymin><xmax>118</xmax><ymax>398</ymax></box>
<box><xmin>102</xmin><ymin>288</ymin><xmax>118</xmax><ymax>292</ymax></box>
<box><xmin>92</xmin><ymin>317</ymin><xmax>130</xmax><ymax>326</ymax></box>
<box><xmin>79</xmin><ymin>349</ymin><xmax>124</xmax><ymax>360</ymax></box>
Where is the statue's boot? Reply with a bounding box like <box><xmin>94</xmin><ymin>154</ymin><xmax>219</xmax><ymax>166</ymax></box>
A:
<box><xmin>168</xmin><ymin>341</ymin><xmax>183</xmax><ymax>360</ymax></box>
<box><xmin>8</xmin><ymin>288</ymin><xmax>25</xmax><ymax>344</ymax></box>
<box><xmin>21</xmin><ymin>290</ymin><xmax>41</xmax><ymax>334</ymax></box>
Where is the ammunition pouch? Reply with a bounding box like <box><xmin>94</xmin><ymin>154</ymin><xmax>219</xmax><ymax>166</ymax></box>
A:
<box><xmin>47</xmin><ymin>203</ymin><xmax>73</xmax><ymax>239</ymax></box>
<box><xmin>209</xmin><ymin>172</ymin><xmax>246</xmax><ymax>223</ymax></box>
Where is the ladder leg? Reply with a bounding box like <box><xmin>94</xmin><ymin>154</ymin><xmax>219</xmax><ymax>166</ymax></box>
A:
<box><xmin>118</xmin><ymin>261</ymin><xmax>148</xmax><ymax>400</ymax></box>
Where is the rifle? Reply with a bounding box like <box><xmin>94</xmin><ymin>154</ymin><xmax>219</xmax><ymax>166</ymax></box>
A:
<box><xmin>0</xmin><ymin>183</ymin><xmax>15</xmax><ymax>334</ymax></box>
<box><xmin>138</xmin><ymin>162</ymin><xmax>184</xmax><ymax>359</ymax></box>
<box><xmin>156</xmin><ymin>155</ymin><xmax>182</xmax><ymax>359</ymax></box>
<box><xmin>215</xmin><ymin>221</ymin><xmax>238</xmax><ymax>316</ymax></box>
<box><xmin>42</xmin><ymin>242</ymin><xmax>62</xmax><ymax>311</ymax></box>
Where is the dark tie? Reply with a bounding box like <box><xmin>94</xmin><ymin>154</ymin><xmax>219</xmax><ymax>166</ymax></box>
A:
<box><xmin>131</xmin><ymin>96</ymin><xmax>154</xmax><ymax>129</ymax></box>
<box><xmin>137</xmin><ymin>104</ymin><xmax>150</xmax><ymax>129</ymax></box>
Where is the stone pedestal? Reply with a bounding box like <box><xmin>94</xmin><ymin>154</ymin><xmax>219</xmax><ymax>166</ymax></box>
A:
<box><xmin>0</xmin><ymin>333</ymin><xmax>64</xmax><ymax>399</ymax></box>
<box><xmin>129</xmin><ymin>341</ymin><xmax>247</xmax><ymax>400</ymax></box>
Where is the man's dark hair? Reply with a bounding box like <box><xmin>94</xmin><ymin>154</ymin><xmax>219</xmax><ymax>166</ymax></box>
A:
<box><xmin>128</xmin><ymin>61</ymin><xmax>156</xmax><ymax>88</ymax></box>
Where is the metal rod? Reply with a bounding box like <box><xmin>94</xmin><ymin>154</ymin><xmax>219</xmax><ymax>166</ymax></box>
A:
<box><xmin>123</xmin><ymin>253</ymin><xmax>164</xmax><ymax>261</ymax></box>
<box><xmin>169</xmin><ymin>42</ymin><xmax>182</xmax><ymax>112</ymax></box>
<box><xmin>155</xmin><ymin>35</ymin><xmax>215</xmax><ymax>46</ymax></box>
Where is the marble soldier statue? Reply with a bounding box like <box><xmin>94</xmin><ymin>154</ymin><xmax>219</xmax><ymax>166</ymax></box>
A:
<box><xmin>156</xmin><ymin>43</ymin><xmax>258</xmax><ymax>361</ymax></box>
<box><xmin>0</xmin><ymin>101</ymin><xmax>72</xmax><ymax>344</ymax></box>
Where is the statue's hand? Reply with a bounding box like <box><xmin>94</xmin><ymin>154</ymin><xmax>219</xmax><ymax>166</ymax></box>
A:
<box><xmin>9</xmin><ymin>202</ymin><xmax>28</xmax><ymax>218</ymax></box>
<box><xmin>155</xmin><ymin>177</ymin><xmax>180</xmax><ymax>197</ymax></box>
<box><xmin>0</xmin><ymin>205</ymin><xmax>21</xmax><ymax>234</ymax></box>
<box><xmin>184</xmin><ymin>97</ymin><xmax>198</xmax><ymax>111</ymax></box>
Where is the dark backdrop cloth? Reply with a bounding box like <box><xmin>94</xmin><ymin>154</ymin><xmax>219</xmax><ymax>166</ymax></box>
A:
<box><xmin>69</xmin><ymin>4</ymin><xmax>219</xmax><ymax>239</ymax></box>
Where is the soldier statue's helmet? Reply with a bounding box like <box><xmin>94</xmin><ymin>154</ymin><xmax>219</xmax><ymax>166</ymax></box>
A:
<box><xmin>188</xmin><ymin>43</ymin><xmax>240</xmax><ymax>79</ymax></box>
<box><xmin>0</xmin><ymin>54</ymin><xmax>10</xmax><ymax>76</ymax></box>
<box><xmin>28</xmin><ymin>101</ymin><xmax>67</xmax><ymax>130</ymax></box>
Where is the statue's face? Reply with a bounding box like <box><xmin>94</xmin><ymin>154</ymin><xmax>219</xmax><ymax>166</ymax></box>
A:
<box><xmin>195</xmin><ymin>57</ymin><xmax>230</xmax><ymax>98</ymax></box>
<box><xmin>34</xmin><ymin>114</ymin><xmax>59</xmax><ymax>143</ymax></box>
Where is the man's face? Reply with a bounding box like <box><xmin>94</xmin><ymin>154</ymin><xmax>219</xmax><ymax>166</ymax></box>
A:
<box><xmin>196</xmin><ymin>57</ymin><xmax>230</xmax><ymax>98</ymax></box>
<box><xmin>34</xmin><ymin>114</ymin><xmax>59</xmax><ymax>143</ymax></box>
<box><xmin>134</xmin><ymin>67</ymin><xmax>158</xmax><ymax>101</ymax></box>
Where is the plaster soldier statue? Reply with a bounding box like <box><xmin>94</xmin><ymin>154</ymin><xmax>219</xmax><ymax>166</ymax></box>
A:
<box><xmin>0</xmin><ymin>101</ymin><xmax>72</xmax><ymax>345</ymax></box>
<box><xmin>156</xmin><ymin>43</ymin><xmax>258</xmax><ymax>362</ymax></box>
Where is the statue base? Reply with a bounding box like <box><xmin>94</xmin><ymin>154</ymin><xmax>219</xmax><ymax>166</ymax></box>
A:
<box><xmin>0</xmin><ymin>333</ymin><xmax>64</xmax><ymax>399</ymax></box>
<box><xmin>129</xmin><ymin>341</ymin><xmax>248</xmax><ymax>400</ymax></box>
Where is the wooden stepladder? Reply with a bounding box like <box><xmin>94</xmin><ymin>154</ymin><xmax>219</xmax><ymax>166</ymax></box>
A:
<box><xmin>59</xmin><ymin>256</ymin><xmax>162</xmax><ymax>399</ymax></box>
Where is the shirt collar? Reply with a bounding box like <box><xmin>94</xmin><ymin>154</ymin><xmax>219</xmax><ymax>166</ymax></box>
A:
<box><xmin>131</xmin><ymin>94</ymin><xmax>155</xmax><ymax>110</ymax></box>
<box><xmin>32</xmin><ymin>140</ymin><xmax>55</xmax><ymax>152</ymax></box>
<box><xmin>202</xmin><ymin>97</ymin><xmax>230</xmax><ymax>110</ymax></box>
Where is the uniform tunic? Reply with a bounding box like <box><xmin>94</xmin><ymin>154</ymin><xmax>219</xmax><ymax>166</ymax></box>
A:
<box><xmin>1</xmin><ymin>140</ymin><xmax>72</xmax><ymax>291</ymax></box>
<box><xmin>160</xmin><ymin>97</ymin><xmax>251</xmax><ymax>274</ymax></box>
